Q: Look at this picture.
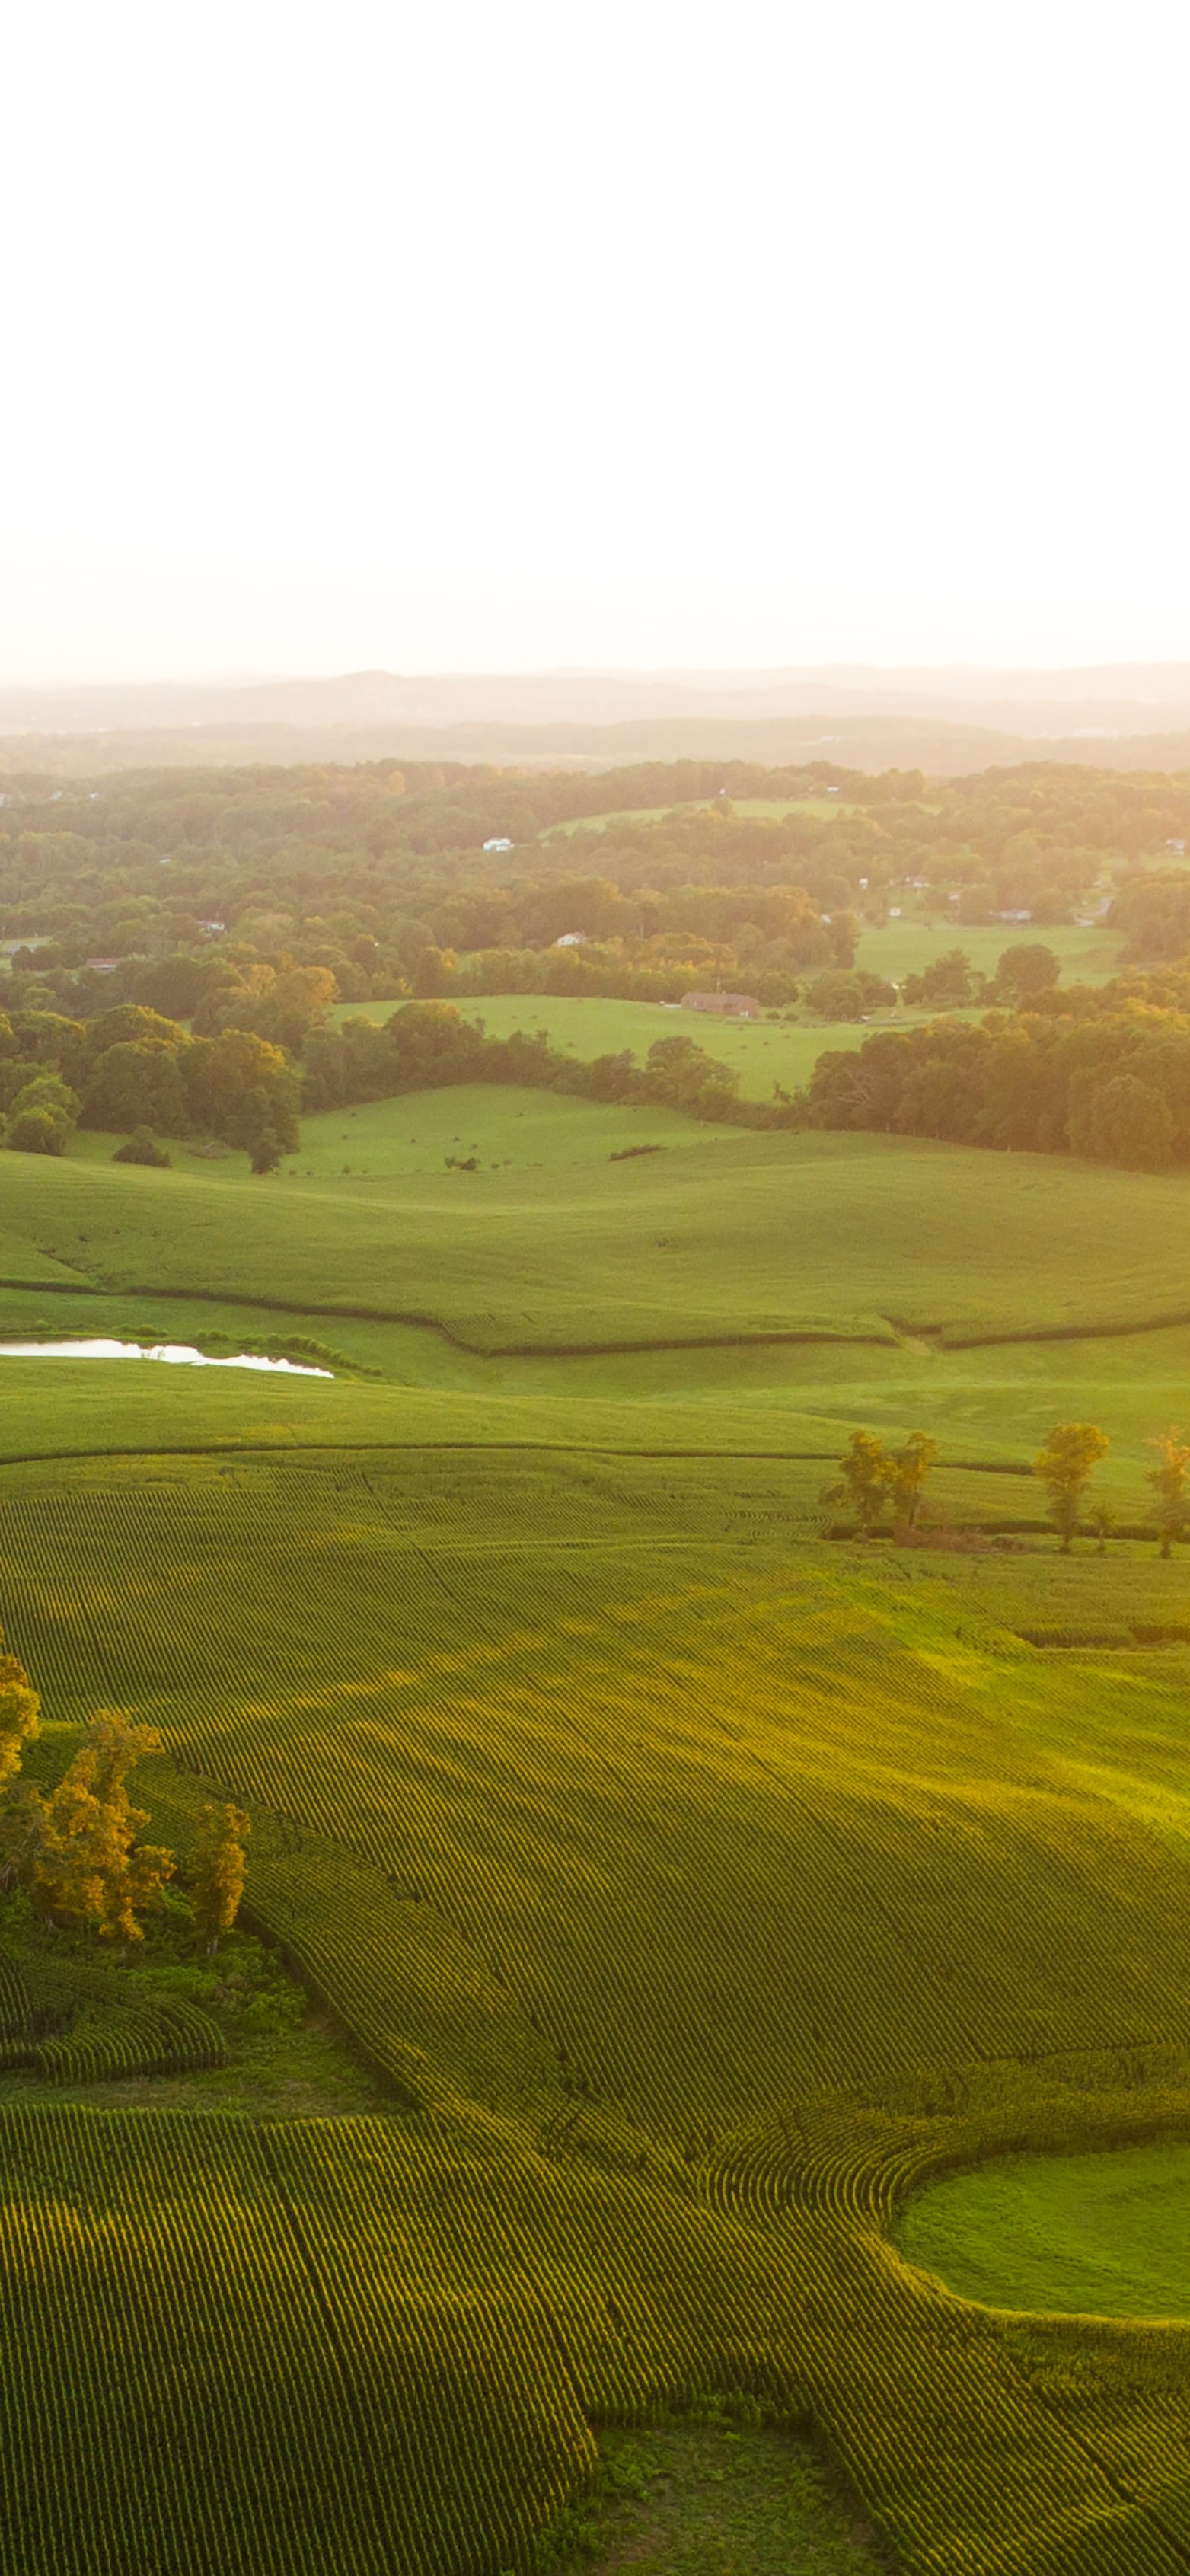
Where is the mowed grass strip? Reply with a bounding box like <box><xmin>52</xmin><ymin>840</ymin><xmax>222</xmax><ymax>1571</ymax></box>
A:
<box><xmin>899</xmin><ymin>2142</ymin><xmax>1190</xmax><ymax>2319</ymax></box>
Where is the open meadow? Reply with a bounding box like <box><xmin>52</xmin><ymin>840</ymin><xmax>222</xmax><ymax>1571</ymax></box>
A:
<box><xmin>853</xmin><ymin>915</ymin><xmax>1122</xmax><ymax>987</ymax></box>
<box><xmin>2</xmin><ymin>1090</ymin><xmax>1190</xmax><ymax>2572</ymax></box>
<box><xmin>327</xmin><ymin>990</ymin><xmax>876</xmax><ymax>1099</ymax></box>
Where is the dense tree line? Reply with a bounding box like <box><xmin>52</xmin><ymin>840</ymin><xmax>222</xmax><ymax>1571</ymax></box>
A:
<box><xmin>0</xmin><ymin>1002</ymin><xmax>298</xmax><ymax>1165</ymax></box>
<box><xmin>1108</xmin><ymin>871</ymin><xmax>1190</xmax><ymax>964</ymax></box>
<box><xmin>0</xmin><ymin>988</ymin><xmax>796</xmax><ymax>1164</ymax></box>
<box><xmin>2</xmin><ymin>750</ymin><xmax>1188</xmax><ymax>1173</ymax></box>
<box><xmin>0</xmin><ymin>758</ymin><xmax>1186</xmax><ymax>1042</ymax></box>
<box><xmin>806</xmin><ymin>978</ymin><xmax>1190</xmax><ymax>1169</ymax></box>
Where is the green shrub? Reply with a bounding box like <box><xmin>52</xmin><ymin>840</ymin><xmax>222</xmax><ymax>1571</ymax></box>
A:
<box><xmin>113</xmin><ymin>1126</ymin><xmax>171</xmax><ymax>1167</ymax></box>
<box><xmin>8</xmin><ymin>1107</ymin><xmax>68</xmax><ymax>1155</ymax></box>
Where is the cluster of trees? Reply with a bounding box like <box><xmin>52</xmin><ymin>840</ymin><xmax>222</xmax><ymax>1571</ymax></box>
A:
<box><xmin>305</xmin><ymin>1001</ymin><xmax>790</xmax><ymax>1129</ymax></box>
<box><xmin>806</xmin><ymin>988</ymin><xmax>1190</xmax><ymax>1170</ymax></box>
<box><xmin>0</xmin><ymin>1003</ymin><xmax>299</xmax><ymax>1168</ymax></box>
<box><xmin>828</xmin><ymin>1421</ymin><xmax>1190</xmax><ymax>1554</ymax></box>
<box><xmin>0</xmin><ymin>1636</ymin><xmax>248</xmax><ymax>1946</ymax></box>
<box><xmin>900</xmin><ymin>943</ymin><xmax>1060</xmax><ymax>1010</ymax></box>
<box><xmin>0</xmin><ymin>988</ymin><xmax>796</xmax><ymax>1175</ymax></box>
<box><xmin>802</xmin><ymin>968</ymin><xmax>897</xmax><ymax>1020</ymax></box>
<box><xmin>0</xmin><ymin>760</ymin><xmax>865</xmax><ymax>1022</ymax></box>
<box><xmin>826</xmin><ymin>1430</ymin><xmax>939</xmax><ymax>1532</ymax></box>
<box><xmin>1109</xmin><ymin>873</ymin><xmax>1190</xmax><ymax>965</ymax></box>
<box><xmin>0</xmin><ymin>751</ymin><xmax>1185</xmax><ymax>1167</ymax></box>
<box><xmin>1033</xmin><ymin>1421</ymin><xmax>1190</xmax><ymax>1554</ymax></box>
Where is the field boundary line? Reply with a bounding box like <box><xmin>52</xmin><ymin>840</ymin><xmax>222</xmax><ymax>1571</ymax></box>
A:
<box><xmin>8</xmin><ymin>1270</ymin><xmax>1190</xmax><ymax>1359</ymax></box>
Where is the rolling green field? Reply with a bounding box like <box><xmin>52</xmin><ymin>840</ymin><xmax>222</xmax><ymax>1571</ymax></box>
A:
<box><xmin>545</xmin><ymin>794</ymin><xmax>864</xmax><ymax>833</ymax></box>
<box><xmin>5</xmin><ymin>1115</ymin><xmax>1190</xmax><ymax>1505</ymax></box>
<box><xmin>3</xmin><ymin>1099</ymin><xmax>1190</xmax><ymax>2571</ymax></box>
<box><xmin>16</xmin><ymin>1113</ymin><xmax>1190</xmax><ymax>1361</ymax></box>
<box><xmin>68</xmin><ymin>1084</ymin><xmax>741</xmax><ymax>1182</ymax></box>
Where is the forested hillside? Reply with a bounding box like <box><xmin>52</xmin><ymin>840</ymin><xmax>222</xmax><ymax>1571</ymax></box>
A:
<box><xmin>3</xmin><ymin>754</ymin><xmax>1190</xmax><ymax>1176</ymax></box>
<box><xmin>1</xmin><ymin>755</ymin><xmax>1188</xmax><ymax>1017</ymax></box>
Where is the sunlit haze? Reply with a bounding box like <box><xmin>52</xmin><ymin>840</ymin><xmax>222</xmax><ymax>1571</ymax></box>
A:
<box><xmin>5</xmin><ymin>0</ymin><xmax>1188</xmax><ymax>682</ymax></box>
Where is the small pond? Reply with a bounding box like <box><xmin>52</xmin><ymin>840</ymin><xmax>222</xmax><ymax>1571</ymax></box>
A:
<box><xmin>898</xmin><ymin>2140</ymin><xmax>1190</xmax><ymax>2319</ymax></box>
<box><xmin>0</xmin><ymin>1339</ymin><xmax>332</xmax><ymax>1378</ymax></box>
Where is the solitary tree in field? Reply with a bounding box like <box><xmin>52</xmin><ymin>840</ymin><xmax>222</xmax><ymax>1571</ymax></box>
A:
<box><xmin>1146</xmin><ymin>1426</ymin><xmax>1190</xmax><ymax>1558</ymax></box>
<box><xmin>1034</xmin><ymin>1422</ymin><xmax>1109</xmax><ymax>1552</ymax></box>
<box><xmin>190</xmin><ymin>1803</ymin><xmax>250</xmax><ymax>1951</ymax></box>
<box><xmin>991</xmin><ymin>943</ymin><xmax>1061</xmax><ymax>1006</ymax></box>
<box><xmin>886</xmin><ymin>1432</ymin><xmax>939</xmax><ymax>1529</ymax></box>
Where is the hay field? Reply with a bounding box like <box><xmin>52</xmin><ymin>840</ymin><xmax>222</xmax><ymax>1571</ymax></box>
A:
<box><xmin>2</xmin><ymin>1120</ymin><xmax>1190</xmax><ymax>2568</ymax></box>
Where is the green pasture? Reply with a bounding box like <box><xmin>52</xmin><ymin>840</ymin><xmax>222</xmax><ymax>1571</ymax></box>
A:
<box><xmin>4</xmin><ymin>1331</ymin><xmax>1190</xmax><ymax>1531</ymax></box>
<box><xmin>5</xmin><ymin>1116</ymin><xmax>1190</xmax><ymax>1519</ymax></box>
<box><xmin>68</xmin><ymin>1084</ymin><xmax>739</xmax><ymax>1183</ymax></box>
<box><xmin>328</xmin><ymin>991</ymin><xmax>869</xmax><ymax>1098</ymax></box>
<box><xmin>855</xmin><ymin>917</ymin><xmax>1122</xmax><ymax>987</ymax></box>
<box><xmin>12</xmin><ymin>1122</ymin><xmax>1190</xmax><ymax>1360</ymax></box>
<box><xmin>330</xmin><ymin>929</ymin><xmax>1121</xmax><ymax>1108</ymax></box>
<box><xmin>900</xmin><ymin>2143</ymin><xmax>1190</xmax><ymax>2320</ymax></box>
<box><xmin>544</xmin><ymin>794</ymin><xmax>859</xmax><ymax>835</ymax></box>
<box><xmin>584</xmin><ymin>2417</ymin><xmax>883</xmax><ymax>2570</ymax></box>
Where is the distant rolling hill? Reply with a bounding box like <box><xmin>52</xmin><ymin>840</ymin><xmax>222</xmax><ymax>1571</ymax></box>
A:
<box><xmin>5</xmin><ymin>663</ymin><xmax>1190</xmax><ymax>774</ymax></box>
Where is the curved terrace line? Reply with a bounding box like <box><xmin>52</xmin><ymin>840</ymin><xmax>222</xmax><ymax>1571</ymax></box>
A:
<box><xmin>7</xmin><ymin>1274</ymin><xmax>1190</xmax><ymax>1361</ymax></box>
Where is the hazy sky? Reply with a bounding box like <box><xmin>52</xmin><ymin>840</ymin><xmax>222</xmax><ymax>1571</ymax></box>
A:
<box><xmin>5</xmin><ymin>0</ymin><xmax>1188</xmax><ymax>682</ymax></box>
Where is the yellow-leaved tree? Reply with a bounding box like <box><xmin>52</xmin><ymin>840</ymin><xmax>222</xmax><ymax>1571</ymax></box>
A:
<box><xmin>0</xmin><ymin>1635</ymin><xmax>40</xmax><ymax>1782</ymax></box>
<box><xmin>23</xmin><ymin>1711</ymin><xmax>174</xmax><ymax>1941</ymax></box>
<box><xmin>190</xmin><ymin>1803</ymin><xmax>250</xmax><ymax>1952</ymax></box>
<box><xmin>1146</xmin><ymin>1426</ymin><xmax>1190</xmax><ymax>1559</ymax></box>
<box><xmin>885</xmin><ymin>1432</ymin><xmax>940</xmax><ymax>1531</ymax></box>
<box><xmin>1034</xmin><ymin>1422</ymin><xmax>1110</xmax><ymax>1553</ymax></box>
